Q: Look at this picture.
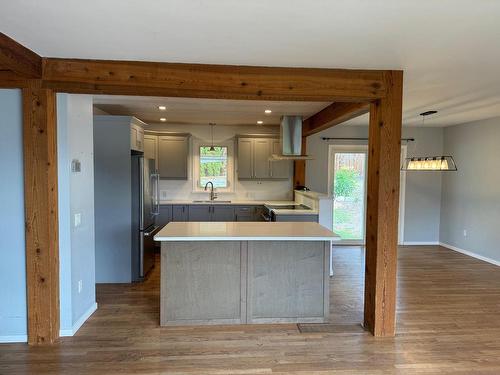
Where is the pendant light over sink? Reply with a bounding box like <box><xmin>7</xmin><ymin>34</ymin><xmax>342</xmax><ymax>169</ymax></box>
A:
<box><xmin>401</xmin><ymin>111</ymin><xmax>458</xmax><ymax>171</ymax></box>
<box><xmin>209</xmin><ymin>122</ymin><xmax>216</xmax><ymax>151</ymax></box>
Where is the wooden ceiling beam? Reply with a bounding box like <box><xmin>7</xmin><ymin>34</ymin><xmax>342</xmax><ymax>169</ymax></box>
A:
<box><xmin>42</xmin><ymin>58</ymin><xmax>386</xmax><ymax>102</ymax></box>
<box><xmin>303</xmin><ymin>102</ymin><xmax>370</xmax><ymax>137</ymax></box>
<box><xmin>0</xmin><ymin>33</ymin><xmax>42</xmax><ymax>79</ymax></box>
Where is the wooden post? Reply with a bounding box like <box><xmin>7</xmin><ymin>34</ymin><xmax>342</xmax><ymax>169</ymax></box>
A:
<box><xmin>363</xmin><ymin>71</ymin><xmax>403</xmax><ymax>337</ymax></box>
<box><xmin>23</xmin><ymin>80</ymin><xmax>60</xmax><ymax>344</ymax></box>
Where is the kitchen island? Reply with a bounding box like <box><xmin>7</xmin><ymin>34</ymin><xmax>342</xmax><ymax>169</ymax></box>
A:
<box><xmin>154</xmin><ymin>222</ymin><xmax>339</xmax><ymax>326</ymax></box>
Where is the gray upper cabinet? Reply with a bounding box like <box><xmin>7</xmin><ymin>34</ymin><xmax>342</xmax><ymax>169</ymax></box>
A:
<box><xmin>270</xmin><ymin>140</ymin><xmax>292</xmax><ymax>179</ymax></box>
<box><xmin>158</xmin><ymin>135</ymin><xmax>189</xmax><ymax>180</ymax></box>
<box><xmin>237</xmin><ymin>137</ymin><xmax>291</xmax><ymax>180</ymax></box>
<box><xmin>143</xmin><ymin>134</ymin><xmax>158</xmax><ymax>168</ymax></box>
<box><xmin>253</xmin><ymin>139</ymin><xmax>272</xmax><ymax>179</ymax></box>
<box><xmin>237</xmin><ymin>138</ymin><xmax>254</xmax><ymax>179</ymax></box>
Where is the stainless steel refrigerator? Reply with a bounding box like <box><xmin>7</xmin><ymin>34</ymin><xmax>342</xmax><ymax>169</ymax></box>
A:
<box><xmin>131</xmin><ymin>154</ymin><xmax>159</xmax><ymax>281</ymax></box>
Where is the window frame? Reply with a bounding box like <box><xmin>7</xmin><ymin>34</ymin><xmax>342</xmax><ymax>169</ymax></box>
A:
<box><xmin>192</xmin><ymin>138</ymin><xmax>234</xmax><ymax>193</ymax></box>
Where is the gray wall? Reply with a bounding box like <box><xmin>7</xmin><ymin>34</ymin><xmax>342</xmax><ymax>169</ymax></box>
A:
<box><xmin>440</xmin><ymin>117</ymin><xmax>500</xmax><ymax>263</ymax></box>
<box><xmin>0</xmin><ymin>89</ymin><xmax>27</xmax><ymax>342</ymax></box>
<box><xmin>306</xmin><ymin>123</ymin><xmax>444</xmax><ymax>243</ymax></box>
<box><xmin>57</xmin><ymin>94</ymin><xmax>97</xmax><ymax>334</ymax></box>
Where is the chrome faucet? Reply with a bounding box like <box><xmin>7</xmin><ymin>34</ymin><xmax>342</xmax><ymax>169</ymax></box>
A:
<box><xmin>204</xmin><ymin>181</ymin><xmax>217</xmax><ymax>201</ymax></box>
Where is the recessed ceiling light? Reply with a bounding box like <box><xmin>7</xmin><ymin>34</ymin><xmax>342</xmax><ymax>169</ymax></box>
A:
<box><xmin>160</xmin><ymin>118</ymin><xmax>167</xmax><ymax>122</ymax></box>
<box><xmin>158</xmin><ymin>106</ymin><xmax>166</xmax><ymax>111</ymax></box>
<box><xmin>257</xmin><ymin>120</ymin><xmax>264</xmax><ymax>125</ymax></box>
<box><xmin>264</xmin><ymin>109</ymin><xmax>272</xmax><ymax>114</ymax></box>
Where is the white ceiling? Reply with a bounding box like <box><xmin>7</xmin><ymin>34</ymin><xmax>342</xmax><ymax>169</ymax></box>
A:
<box><xmin>93</xmin><ymin>96</ymin><xmax>330</xmax><ymax>126</ymax></box>
<box><xmin>2</xmin><ymin>0</ymin><xmax>500</xmax><ymax>127</ymax></box>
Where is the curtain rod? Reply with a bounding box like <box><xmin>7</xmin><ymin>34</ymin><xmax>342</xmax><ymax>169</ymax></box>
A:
<box><xmin>321</xmin><ymin>137</ymin><xmax>415</xmax><ymax>142</ymax></box>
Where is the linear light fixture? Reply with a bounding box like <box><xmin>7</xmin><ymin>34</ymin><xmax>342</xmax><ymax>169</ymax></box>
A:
<box><xmin>400</xmin><ymin>111</ymin><xmax>458</xmax><ymax>172</ymax></box>
<box><xmin>401</xmin><ymin>156</ymin><xmax>457</xmax><ymax>171</ymax></box>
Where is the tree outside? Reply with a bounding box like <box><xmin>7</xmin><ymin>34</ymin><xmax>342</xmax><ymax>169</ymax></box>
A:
<box><xmin>199</xmin><ymin>146</ymin><xmax>228</xmax><ymax>188</ymax></box>
<box><xmin>332</xmin><ymin>153</ymin><xmax>366</xmax><ymax>240</ymax></box>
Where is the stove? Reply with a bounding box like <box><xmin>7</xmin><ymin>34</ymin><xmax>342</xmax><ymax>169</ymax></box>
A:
<box><xmin>266</xmin><ymin>204</ymin><xmax>312</xmax><ymax>210</ymax></box>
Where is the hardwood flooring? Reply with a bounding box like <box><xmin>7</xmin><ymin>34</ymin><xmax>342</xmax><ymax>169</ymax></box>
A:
<box><xmin>1</xmin><ymin>245</ymin><xmax>500</xmax><ymax>374</ymax></box>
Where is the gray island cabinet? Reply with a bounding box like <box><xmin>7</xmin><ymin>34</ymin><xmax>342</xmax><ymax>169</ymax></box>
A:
<box><xmin>154</xmin><ymin>222</ymin><xmax>339</xmax><ymax>326</ymax></box>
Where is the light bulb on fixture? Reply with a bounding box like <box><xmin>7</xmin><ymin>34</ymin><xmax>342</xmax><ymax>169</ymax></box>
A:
<box><xmin>160</xmin><ymin>118</ymin><xmax>166</xmax><ymax>122</ymax></box>
<box><xmin>158</xmin><ymin>106</ymin><xmax>166</xmax><ymax>111</ymax></box>
<box><xmin>441</xmin><ymin>157</ymin><xmax>449</xmax><ymax>170</ymax></box>
<box><xmin>257</xmin><ymin>120</ymin><xmax>263</xmax><ymax>125</ymax></box>
<box><xmin>264</xmin><ymin>109</ymin><xmax>272</xmax><ymax>114</ymax></box>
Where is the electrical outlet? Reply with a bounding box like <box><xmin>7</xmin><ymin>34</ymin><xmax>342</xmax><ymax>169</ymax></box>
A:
<box><xmin>463</xmin><ymin>229</ymin><xmax>467</xmax><ymax>237</ymax></box>
<box><xmin>74</xmin><ymin>213</ymin><xmax>82</xmax><ymax>227</ymax></box>
<box><xmin>78</xmin><ymin>280</ymin><xmax>83</xmax><ymax>293</ymax></box>
<box><xmin>160</xmin><ymin>190</ymin><xmax>168</xmax><ymax>200</ymax></box>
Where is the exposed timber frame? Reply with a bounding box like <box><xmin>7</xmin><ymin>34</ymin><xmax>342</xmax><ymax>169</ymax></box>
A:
<box><xmin>0</xmin><ymin>31</ymin><xmax>403</xmax><ymax>342</ymax></box>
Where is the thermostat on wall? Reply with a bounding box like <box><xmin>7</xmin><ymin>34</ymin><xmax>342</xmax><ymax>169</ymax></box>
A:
<box><xmin>71</xmin><ymin>159</ymin><xmax>81</xmax><ymax>173</ymax></box>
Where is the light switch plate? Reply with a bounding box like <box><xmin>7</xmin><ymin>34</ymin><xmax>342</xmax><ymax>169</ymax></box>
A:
<box><xmin>74</xmin><ymin>213</ymin><xmax>82</xmax><ymax>227</ymax></box>
<box><xmin>71</xmin><ymin>159</ymin><xmax>81</xmax><ymax>173</ymax></box>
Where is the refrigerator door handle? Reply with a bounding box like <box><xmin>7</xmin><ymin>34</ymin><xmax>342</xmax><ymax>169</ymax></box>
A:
<box><xmin>155</xmin><ymin>173</ymin><xmax>160</xmax><ymax>215</ymax></box>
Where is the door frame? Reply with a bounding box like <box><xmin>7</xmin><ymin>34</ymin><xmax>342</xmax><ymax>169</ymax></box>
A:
<box><xmin>328</xmin><ymin>143</ymin><xmax>407</xmax><ymax>246</ymax></box>
<box><xmin>398</xmin><ymin>145</ymin><xmax>407</xmax><ymax>245</ymax></box>
<box><xmin>328</xmin><ymin>144</ymin><xmax>369</xmax><ymax>246</ymax></box>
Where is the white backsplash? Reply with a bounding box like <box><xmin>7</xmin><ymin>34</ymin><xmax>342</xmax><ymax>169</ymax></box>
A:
<box><xmin>159</xmin><ymin>179</ymin><xmax>293</xmax><ymax>201</ymax></box>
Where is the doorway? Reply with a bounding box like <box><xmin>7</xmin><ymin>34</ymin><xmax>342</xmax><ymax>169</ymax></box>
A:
<box><xmin>328</xmin><ymin>144</ymin><xmax>407</xmax><ymax>245</ymax></box>
<box><xmin>328</xmin><ymin>145</ymin><xmax>368</xmax><ymax>245</ymax></box>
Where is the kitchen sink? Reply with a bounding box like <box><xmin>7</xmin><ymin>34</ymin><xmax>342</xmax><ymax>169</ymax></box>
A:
<box><xmin>192</xmin><ymin>200</ymin><xmax>232</xmax><ymax>204</ymax></box>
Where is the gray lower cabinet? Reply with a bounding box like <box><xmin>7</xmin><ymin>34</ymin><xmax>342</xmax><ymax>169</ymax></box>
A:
<box><xmin>212</xmin><ymin>206</ymin><xmax>235</xmax><ymax>221</ymax></box>
<box><xmin>188</xmin><ymin>205</ymin><xmax>211</xmax><ymax>221</ymax></box>
<box><xmin>235</xmin><ymin>206</ymin><xmax>264</xmax><ymax>221</ymax></box>
<box><xmin>157</xmin><ymin>205</ymin><xmax>173</xmax><ymax>226</ymax></box>
<box><xmin>161</xmin><ymin>204</ymin><xmax>267</xmax><ymax>223</ymax></box>
<box><xmin>172</xmin><ymin>205</ymin><xmax>189</xmax><ymax>221</ymax></box>
<box><xmin>273</xmin><ymin>214</ymin><xmax>319</xmax><ymax>222</ymax></box>
<box><xmin>188</xmin><ymin>205</ymin><xmax>235</xmax><ymax>221</ymax></box>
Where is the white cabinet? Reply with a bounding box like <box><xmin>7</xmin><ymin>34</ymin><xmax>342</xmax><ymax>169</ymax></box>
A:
<box><xmin>237</xmin><ymin>137</ymin><xmax>291</xmax><ymax>180</ymax></box>
<box><xmin>143</xmin><ymin>134</ymin><xmax>158</xmax><ymax>167</ymax></box>
<box><xmin>130</xmin><ymin>122</ymin><xmax>144</xmax><ymax>152</ymax></box>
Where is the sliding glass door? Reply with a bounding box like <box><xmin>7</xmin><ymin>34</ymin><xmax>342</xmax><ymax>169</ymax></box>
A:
<box><xmin>328</xmin><ymin>144</ymin><xmax>407</xmax><ymax>245</ymax></box>
<box><xmin>329</xmin><ymin>145</ymin><xmax>368</xmax><ymax>244</ymax></box>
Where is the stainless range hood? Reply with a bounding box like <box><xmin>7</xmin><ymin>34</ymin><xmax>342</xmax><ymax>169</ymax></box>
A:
<box><xmin>270</xmin><ymin>115</ymin><xmax>313</xmax><ymax>160</ymax></box>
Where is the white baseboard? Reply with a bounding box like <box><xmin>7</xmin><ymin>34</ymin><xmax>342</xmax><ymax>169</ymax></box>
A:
<box><xmin>0</xmin><ymin>334</ymin><xmax>28</xmax><ymax>343</ymax></box>
<box><xmin>401</xmin><ymin>241</ymin><xmax>439</xmax><ymax>246</ymax></box>
<box><xmin>439</xmin><ymin>242</ymin><xmax>500</xmax><ymax>267</ymax></box>
<box><xmin>60</xmin><ymin>302</ymin><xmax>98</xmax><ymax>337</ymax></box>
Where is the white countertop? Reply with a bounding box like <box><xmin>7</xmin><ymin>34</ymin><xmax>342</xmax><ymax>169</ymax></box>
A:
<box><xmin>160</xmin><ymin>200</ymin><xmax>294</xmax><ymax>206</ymax></box>
<box><xmin>154</xmin><ymin>222</ymin><xmax>340</xmax><ymax>242</ymax></box>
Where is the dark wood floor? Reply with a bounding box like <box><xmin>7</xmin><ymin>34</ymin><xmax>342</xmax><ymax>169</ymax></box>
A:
<box><xmin>1</xmin><ymin>245</ymin><xmax>500</xmax><ymax>374</ymax></box>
